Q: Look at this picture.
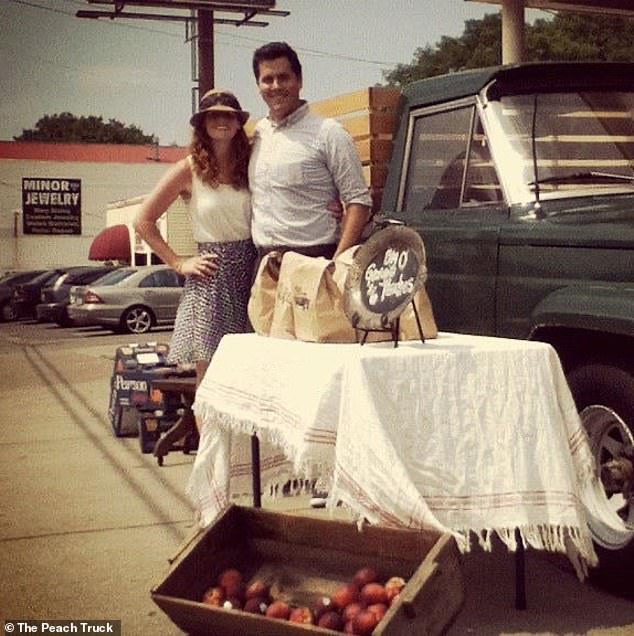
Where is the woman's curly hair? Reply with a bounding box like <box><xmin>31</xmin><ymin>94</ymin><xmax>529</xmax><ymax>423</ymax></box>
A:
<box><xmin>190</xmin><ymin>118</ymin><xmax>250</xmax><ymax>190</ymax></box>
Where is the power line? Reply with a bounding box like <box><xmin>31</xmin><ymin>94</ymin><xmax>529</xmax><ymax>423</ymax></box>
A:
<box><xmin>8</xmin><ymin>0</ymin><xmax>400</xmax><ymax>66</ymax></box>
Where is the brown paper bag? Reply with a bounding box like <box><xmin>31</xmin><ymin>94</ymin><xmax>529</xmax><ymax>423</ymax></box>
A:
<box><xmin>270</xmin><ymin>252</ymin><xmax>357</xmax><ymax>343</ymax></box>
<box><xmin>248</xmin><ymin>251</ymin><xmax>282</xmax><ymax>336</ymax></box>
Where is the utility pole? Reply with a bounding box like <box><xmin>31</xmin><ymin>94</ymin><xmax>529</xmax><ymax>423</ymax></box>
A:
<box><xmin>76</xmin><ymin>2</ymin><xmax>289</xmax><ymax>115</ymax></box>
<box><xmin>197</xmin><ymin>9</ymin><xmax>215</xmax><ymax>95</ymax></box>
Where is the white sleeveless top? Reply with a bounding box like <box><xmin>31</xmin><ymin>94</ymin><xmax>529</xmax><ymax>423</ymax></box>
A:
<box><xmin>188</xmin><ymin>157</ymin><xmax>251</xmax><ymax>243</ymax></box>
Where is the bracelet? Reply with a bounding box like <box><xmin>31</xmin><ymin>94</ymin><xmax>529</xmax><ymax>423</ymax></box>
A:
<box><xmin>173</xmin><ymin>258</ymin><xmax>184</xmax><ymax>274</ymax></box>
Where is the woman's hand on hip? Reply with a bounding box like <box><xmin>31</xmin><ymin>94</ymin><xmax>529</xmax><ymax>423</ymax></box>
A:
<box><xmin>176</xmin><ymin>253</ymin><xmax>218</xmax><ymax>277</ymax></box>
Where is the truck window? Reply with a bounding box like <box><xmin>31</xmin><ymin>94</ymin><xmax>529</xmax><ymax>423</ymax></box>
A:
<box><xmin>401</xmin><ymin>106</ymin><xmax>502</xmax><ymax>211</ymax></box>
<box><xmin>463</xmin><ymin>118</ymin><xmax>503</xmax><ymax>205</ymax></box>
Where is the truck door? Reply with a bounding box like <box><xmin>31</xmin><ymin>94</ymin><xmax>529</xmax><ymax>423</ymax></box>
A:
<box><xmin>394</xmin><ymin>101</ymin><xmax>508</xmax><ymax>335</ymax></box>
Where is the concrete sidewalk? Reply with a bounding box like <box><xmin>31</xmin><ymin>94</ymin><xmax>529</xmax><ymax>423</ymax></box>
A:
<box><xmin>1</xmin><ymin>327</ymin><xmax>633</xmax><ymax>635</ymax></box>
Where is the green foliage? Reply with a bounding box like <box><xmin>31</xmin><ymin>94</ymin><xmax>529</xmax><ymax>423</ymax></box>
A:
<box><xmin>383</xmin><ymin>12</ymin><xmax>634</xmax><ymax>87</ymax></box>
<box><xmin>15</xmin><ymin>112</ymin><xmax>155</xmax><ymax>144</ymax></box>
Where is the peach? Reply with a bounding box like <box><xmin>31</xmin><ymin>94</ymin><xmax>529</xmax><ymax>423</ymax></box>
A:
<box><xmin>266</xmin><ymin>600</ymin><xmax>291</xmax><ymax>620</ymax></box>
<box><xmin>289</xmin><ymin>606</ymin><xmax>315</xmax><ymax>624</ymax></box>
<box><xmin>318</xmin><ymin>610</ymin><xmax>344</xmax><ymax>631</ymax></box>
<box><xmin>367</xmin><ymin>602</ymin><xmax>388</xmax><ymax>623</ymax></box>
<box><xmin>353</xmin><ymin>566</ymin><xmax>378</xmax><ymax>588</ymax></box>
<box><xmin>342</xmin><ymin>601</ymin><xmax>365</xmax><ymax>623</ymax></box>
<box><xmin>352</xmin><ymin>609</ymin><xmax>379</xmax><ymax>635</ymax></box>
<box><xmin>331</xmin><ymin>583</ymin><xmax>360</xmax><ymax>610</ymax></box>
<box><xmin>312</xmin><ymin>595</ymin><xmax>335</xmax><ymax>620</ymax></box>
<box><xmin>245</xmin><ymin>578</ymin><xmax>270</xmax><ymax>601</ymax></box>
<box><xmin>243</xmin><ymin>597</ymin><xmax>268</xmax><ymax>615</ymax></box>
<box><xmin>218</xmin><ymin>568</ymin><xmax>242</xmax><ymax>590</ymax></box>
<box><xmin>201</xmin><ymin>585</ymin><xmax>224</xmax><ymax>606</ymax></box>
<box><xmin>384</xmin><ymin>576</ymin><xmax>406</xmax><ymax>604</ymax></box>
<box><xmin>360</xmin><ymin>582</ymin><xmax>388</xmax><ymax>605</ymax></box>
<box><xmin>343</xmin><ymin>620</ymin><xmax>356</xmax><ymax>634</ymax></box>
<box><xmin>223</xmin><ymin>581</ymin><xmax>245</xmax><ymax>601</ymax></box>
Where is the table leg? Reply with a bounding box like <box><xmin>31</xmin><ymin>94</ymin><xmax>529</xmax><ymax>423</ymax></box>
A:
<box><xmin>153</xmin><ymin>402</ymin><xmax>195</xmax><ymax>466</ymax></box>
<box><xmin>251</xmin><ymin>434</ymin><xmax>261</xmax><ymax>508</ymax></box>
<box><xmin>515</xmin><ymin>528</ymin><xmax>527</xmax><ymax>610</ymax></box>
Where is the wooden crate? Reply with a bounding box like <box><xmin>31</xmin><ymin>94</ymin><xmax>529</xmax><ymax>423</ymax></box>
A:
<box><xmin>151</xmin><ymin>505</ymin><xmax>464</xmax><ymax>636</ymax></box>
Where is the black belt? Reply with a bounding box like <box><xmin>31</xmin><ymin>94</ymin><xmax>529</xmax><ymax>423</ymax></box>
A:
<box><xmin>255</xmin><ymin>243</ymin><xmax>337</xmax><ymax>260</ymax></box>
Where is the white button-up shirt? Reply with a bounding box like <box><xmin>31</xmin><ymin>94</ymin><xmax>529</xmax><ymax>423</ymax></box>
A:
<box><xmin>249</xmin><ymin>102</ymin><xmax>372</xmax><ymax>249</ymax></box>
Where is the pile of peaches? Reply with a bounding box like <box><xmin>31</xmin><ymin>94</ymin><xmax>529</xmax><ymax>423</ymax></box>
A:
<box><xmin>201</xmin><ymin>566</ymin><xmax>407</xmax><ymax>634</ymax></box>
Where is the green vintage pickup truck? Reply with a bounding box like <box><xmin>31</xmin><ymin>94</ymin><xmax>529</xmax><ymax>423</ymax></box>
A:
<box><xmin>379</xmin><ymin>61</ymin><xmax>634</xmax><ymax>589</ymax></box>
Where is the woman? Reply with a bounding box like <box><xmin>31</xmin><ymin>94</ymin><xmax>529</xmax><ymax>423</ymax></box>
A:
<box><xmin>134</xmin><ymin>89</ymin><xmax>255</xmax><ymax>388</ymax></box>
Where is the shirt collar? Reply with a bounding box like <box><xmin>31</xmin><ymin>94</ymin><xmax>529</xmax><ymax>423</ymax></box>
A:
<box><xmin>268</xmin><ymin>101</ymin><xmax>309</xmax><ymax>128</ymax></box>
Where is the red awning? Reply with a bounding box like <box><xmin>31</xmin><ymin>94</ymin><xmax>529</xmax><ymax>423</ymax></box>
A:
<box><xmin>89</xmin><ymin>224</ymin><xmax>131</xmax><ymax>262</ymax></box>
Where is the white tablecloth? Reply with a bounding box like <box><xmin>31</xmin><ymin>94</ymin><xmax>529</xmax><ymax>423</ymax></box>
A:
<box><xmin>187</xmin><ymin>332</ymin><xmax>618</xmax><ymax>572</ymax></box>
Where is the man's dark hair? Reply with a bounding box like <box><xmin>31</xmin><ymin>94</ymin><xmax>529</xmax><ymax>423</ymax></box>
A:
<box><xmin>252</xmin><ymin>41</ymin><xmax>302</xmax><ymax>80</ymax></box>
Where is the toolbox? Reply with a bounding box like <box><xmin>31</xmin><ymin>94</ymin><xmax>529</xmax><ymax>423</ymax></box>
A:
<box><xmin>151</xmin><ymin>505</ymin><xmax>464</xmax><ymax>636</ymax></box>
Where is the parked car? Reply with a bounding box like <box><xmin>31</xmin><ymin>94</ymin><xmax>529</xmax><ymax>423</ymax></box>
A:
<box><xmin>0</xmin><ymin>270</ymin><xmax>46</xmax><ymax>321</ymax></box>
<box><xmin>68</xmin><ymin>265</ymin><xmax>184</xmax><ymax>334</ymax></box>
<box><xmin>36</xmin><ymin>265</ymin><xmax>118</xmax><ymax>326</ymax></box>
<box><xmin>10</xmin><ymin>269</ymin><xmax>68</xmax><ymax>320</ymax></box>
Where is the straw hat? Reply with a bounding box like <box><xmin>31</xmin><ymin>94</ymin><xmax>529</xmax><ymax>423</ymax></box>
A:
<box><xmin>190</xmin><ymin>88</ymin><xmax>250</xmax><ymax>126</ymax></box>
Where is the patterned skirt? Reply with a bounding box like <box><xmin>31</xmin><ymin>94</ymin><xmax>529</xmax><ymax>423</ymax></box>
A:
<box><xmin>168</xmin><ymin>239</ymin><xmax>256</xmax><ymax>365</ymax></box>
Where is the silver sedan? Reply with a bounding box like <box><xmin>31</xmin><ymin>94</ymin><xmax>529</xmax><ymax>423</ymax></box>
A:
<box><xmin>68</xmin><ymin>265</ymin><xmax>184</xmax><ymax>334</ymax></box>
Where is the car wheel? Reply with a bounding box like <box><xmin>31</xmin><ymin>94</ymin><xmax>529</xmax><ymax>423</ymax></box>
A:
<box><xmin>121</xmin><ymin>306</ymin><xmax>154</xmax><ymax>334</ymax></box>
<box><xmin>567</xmin><ymin>362</ymin><xmax>634</xmax><ymax>595</ymax></box>
<box><xmin>1</xmin><ymin>302</ymin><xmax>18</xmax><ymax>322</ymax></box>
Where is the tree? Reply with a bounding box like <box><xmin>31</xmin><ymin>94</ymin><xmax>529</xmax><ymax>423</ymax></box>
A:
<box><xmin>383</xmin><ymin>12</ymin><xmax>634</xmax><ymax>87</ymax></box>
<box><xmin>15</xmin><ymin>113</ymin><xmax>155</xmax><ymax>144</ymax></box>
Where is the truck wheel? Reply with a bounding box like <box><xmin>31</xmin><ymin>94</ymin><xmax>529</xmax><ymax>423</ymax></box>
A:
<box><xmin>567</xmin><ymin>362</ymin><xmax>634</xmax><ymax>595</ymax></box>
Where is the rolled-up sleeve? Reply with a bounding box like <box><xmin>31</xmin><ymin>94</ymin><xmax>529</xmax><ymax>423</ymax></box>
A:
<box><xmin>322</xmin><ymin>120</ymin><xmax>373</xmax><ymax>208</ymax></box>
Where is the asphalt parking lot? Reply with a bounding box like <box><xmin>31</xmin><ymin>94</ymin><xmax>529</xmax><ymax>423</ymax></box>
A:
<box><xmin>0</xmin><ymin>319</ymin><xmax>633</xmax><ymax>635</ymax></box>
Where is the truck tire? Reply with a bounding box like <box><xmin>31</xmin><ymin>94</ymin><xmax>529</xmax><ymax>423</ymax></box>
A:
<box><xmin>567</xmin><ymin>362</ymin><xmax>634</xmax><ymax>595</ymax></box>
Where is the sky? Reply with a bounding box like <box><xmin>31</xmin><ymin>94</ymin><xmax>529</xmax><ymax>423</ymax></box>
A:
<box><xmin>1</xmin><ymin>0</ymin><xmax>548</xmax><ymax>146</ymax></box>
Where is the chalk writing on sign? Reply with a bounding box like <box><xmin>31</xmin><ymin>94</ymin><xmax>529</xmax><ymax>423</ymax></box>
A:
<box><xmin>361</xmin><ymin>246</ymin><xmax>418</xmax><ymax>313</ymax></box>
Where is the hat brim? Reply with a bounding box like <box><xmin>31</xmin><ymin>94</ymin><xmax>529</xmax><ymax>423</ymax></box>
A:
<box><xmin>190</xmin><ymin>107</ymin><xmax>249</xmax><ymax>127</ymax></box>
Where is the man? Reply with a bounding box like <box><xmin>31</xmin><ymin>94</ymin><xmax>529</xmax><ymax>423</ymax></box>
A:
<box><xmin>249</xmin><ymin>41</ymin><xmax>372</xmax><ymax>262</ymax></box>
<box><xmin>249</xmin><ymin>42</ymin><xmax>371</xmax><ymax>507</ymax></box>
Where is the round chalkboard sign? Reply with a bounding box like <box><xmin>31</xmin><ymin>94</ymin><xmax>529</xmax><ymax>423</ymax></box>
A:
<box><xmin>343</xmin><ymin>225</ymin><xmax>427</xmax><ymax>331</ymax></box>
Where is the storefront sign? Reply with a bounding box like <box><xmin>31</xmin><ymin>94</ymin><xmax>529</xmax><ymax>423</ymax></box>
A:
<box><xmin>22</xmin><ymin>177</ymin><xmax>82</xmax><ymax>235</ymax></box>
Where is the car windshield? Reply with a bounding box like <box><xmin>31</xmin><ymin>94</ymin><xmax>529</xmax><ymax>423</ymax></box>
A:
<box><xmin>485</xmin><ymin>90</ymin><xmax>634</xmax><ymax>203</ymax></box>
<box><xmin>92</xmin><ymin>269</ymin><xmax>136</xmax><ymax>286</ymax></box>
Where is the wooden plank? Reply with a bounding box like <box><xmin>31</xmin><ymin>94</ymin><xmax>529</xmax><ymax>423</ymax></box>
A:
<box><xmin>343</xmin><ymin>112</ymin><xmax>397</xmax><ymax>139</ymax></box>
<box><xmin>310</xmin><ymin>89</ymin><xmax>372</xmax><ymax>118</ymax></box>
<box><xmin>311</xmin><ymin>87</ymin><xmax>400</xmax><ymax>118</ymax></box>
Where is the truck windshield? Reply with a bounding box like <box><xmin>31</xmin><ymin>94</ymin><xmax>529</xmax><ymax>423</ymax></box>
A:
<box><xmin>486</xmin><ymin>91</ymin><xmax>634</xmax><ymax>203</ymax></box>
